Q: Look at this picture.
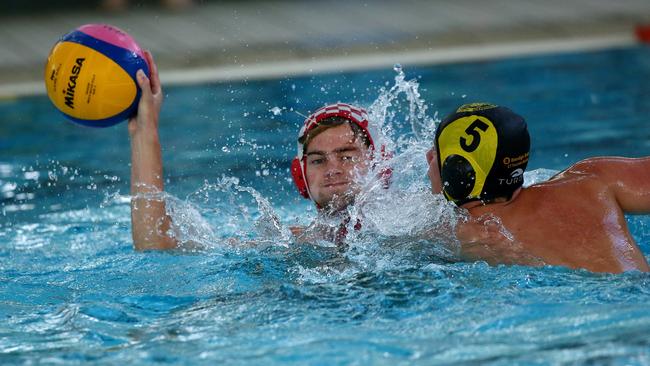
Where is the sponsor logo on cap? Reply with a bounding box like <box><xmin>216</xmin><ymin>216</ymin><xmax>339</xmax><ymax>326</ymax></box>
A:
<box><xmin>498</xmin><ymin>168</ymin><xmax>524</xmax><ymax>186</ymax></box>
<box><xmin>503</xmin><ymin>152</ymin><xmax>529</xmax><ymax>169</ymax></box>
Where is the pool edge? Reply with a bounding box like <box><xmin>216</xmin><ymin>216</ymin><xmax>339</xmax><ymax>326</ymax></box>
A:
<box><xmin>0</xmin><ymin>33</ymin><xmax>637</xmax><ymax>99</ymax></box>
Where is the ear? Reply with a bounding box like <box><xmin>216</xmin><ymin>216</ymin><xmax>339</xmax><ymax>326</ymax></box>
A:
<box><xmin>291</xmin><ymin>158</ymin><xmax>310</xmax><ymax>198</ymax></box>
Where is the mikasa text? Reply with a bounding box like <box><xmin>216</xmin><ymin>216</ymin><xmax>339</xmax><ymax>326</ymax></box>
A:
<box><xmin>63</xmin><ymin>58</ymin><xmax>85</xmax><ymax>109</ymax></box>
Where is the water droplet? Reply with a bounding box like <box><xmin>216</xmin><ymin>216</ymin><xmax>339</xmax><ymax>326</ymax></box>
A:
<box><xmin>393</xmin><ymin>63</ymin><xmax>402</xmax><ymax>73</ymax></box>
<box><xmin>24</xmin><ymin>171</ymin><xmax>39</xmax><ymax>180</ymax></box>
<box><xmin>269</xmin><ymin>107</ymin><xmax>282</xmax><ymax>116</ymax></box>
<box><xmin>221</xmin><ymin>146</ymin><xmax>230</xmax><ymax>153</ymax></box>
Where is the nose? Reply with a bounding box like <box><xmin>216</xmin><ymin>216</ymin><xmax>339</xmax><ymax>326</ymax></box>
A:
<box><xmin>324</xmin><ymin>156</ymin><xmax>344</xmax><ymax>176</ymax></box>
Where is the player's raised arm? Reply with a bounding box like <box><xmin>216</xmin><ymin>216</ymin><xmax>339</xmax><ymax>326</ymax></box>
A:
<box><xmin>128</xmin><ymin>50</ymin><xmax>177</xmax><ymax>250</ymax></box>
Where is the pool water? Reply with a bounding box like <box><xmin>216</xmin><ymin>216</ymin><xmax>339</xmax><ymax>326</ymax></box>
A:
<box><xmin>2</xmin><ymin>45</ymin><xmax>650</xmax><ymax>364</ymax></box>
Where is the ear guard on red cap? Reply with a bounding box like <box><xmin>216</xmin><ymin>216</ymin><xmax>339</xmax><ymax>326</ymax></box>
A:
<box><xmin>291</xmin><ymin>157</ymin><xmax>310</xmax><ymax>198</ymax></box>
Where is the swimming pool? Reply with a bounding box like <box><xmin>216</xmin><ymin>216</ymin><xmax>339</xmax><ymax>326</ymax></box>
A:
<box><xmin>1</xmin><ymin>45</ymin><xmax>650</xmax><ymax>364</ymax></box>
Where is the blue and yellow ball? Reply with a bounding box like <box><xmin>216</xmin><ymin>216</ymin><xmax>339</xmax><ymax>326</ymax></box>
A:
<box><xmin>44</xmin><ymin>24</ymin><xmax>149</xmax><ymax>128</ymax></box>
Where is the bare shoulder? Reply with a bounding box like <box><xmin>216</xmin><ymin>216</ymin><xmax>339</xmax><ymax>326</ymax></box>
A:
<box><xmin>547</xmin><ymin>157</ymin><xmax>646</xmax><ymax>182</ymax></box>
<box><xmin>561</xmin><ymin>157</ymin><xmax>611</xmax><ymax>175</ymax></box>
<box><xmin>538</xmin><ymin>157</ymin><xmax>650</xmax><ymax>214</ymax></box>
<box><xmin>561</xmin><ymin>157</ymin><xmax>650</xmax><ymax>181</ymax></box>
<box><xmin>530</xmin><ymin>158</ymin><xmax>603</xmax><ymax>188</ymax></box>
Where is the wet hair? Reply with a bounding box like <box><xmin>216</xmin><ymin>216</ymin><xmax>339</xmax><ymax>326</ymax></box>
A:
<box><xmin>301</xmin><ymin>116</ymin><xmax>372</xmax><ymax>151</ymax></box>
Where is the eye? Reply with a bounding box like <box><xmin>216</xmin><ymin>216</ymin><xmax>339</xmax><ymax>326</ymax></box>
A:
<box><xmin>340</xmin><ymin>155</ymin><xmax>360</xmax><ymax>165</ymax></box>
<box><xmin>308</xmin><ymin>157</ymin><xmax>324</xmax><ymax>165</ymax></box>
<box><xmin>340</xmin><ymin>151</ymin><xmax>360</xmax><ymax>163</ymax></box>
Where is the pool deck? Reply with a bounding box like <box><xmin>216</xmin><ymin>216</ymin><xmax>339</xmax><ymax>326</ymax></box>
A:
<box><xmin>1</xmin><ymin>0</ymin><xmax>649</xmax><ymax>97</ymax></box>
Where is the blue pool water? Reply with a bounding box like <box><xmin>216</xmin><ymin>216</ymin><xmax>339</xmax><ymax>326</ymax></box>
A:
<box><xmin>2</xmin><ymin>45</ymin><xmax>650</xmax><ymax>365</ymax></box>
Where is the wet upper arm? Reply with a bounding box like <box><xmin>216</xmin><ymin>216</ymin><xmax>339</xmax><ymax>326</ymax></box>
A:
<box><xmin>570</xmin><ymin>157</ymin><xmax>650</xmax><ymax>214</ymax></box>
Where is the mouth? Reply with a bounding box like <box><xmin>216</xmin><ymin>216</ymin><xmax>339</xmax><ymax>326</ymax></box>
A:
<box><xmin>323</xmin><ymin>181</ymin><xmax>350</xmax><ymax>188</ymax></box>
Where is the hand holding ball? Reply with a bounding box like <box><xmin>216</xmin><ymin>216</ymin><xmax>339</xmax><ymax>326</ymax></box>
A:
<box><xmin>44</xmin><ymin>24</ymin><xmax>149</xmax><ymax>127</ymax></box>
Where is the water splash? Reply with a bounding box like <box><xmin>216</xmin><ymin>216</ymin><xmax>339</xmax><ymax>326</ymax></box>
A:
<box><xmin>366</xmin><ymin>64</ymin><xmax>437</xmax><ymax>151</ymax></box>
<box><xmin>523</xmin><ymin>168</ymin><xmax>558</xmax><ymax>187</ymax></box>
<box><xmin>355</xmin><ymin>67</ymin><xmax>456</xmax><ymax>226</ymax></box>
<box><xmin>290</xmin><ymin>66</ymin><xmax>467</xmax><ymax>282</ymax></box>
<box><xmin>331</xmin><ymin>66</ymin><xmax>558</xmax><ymax>278</ymax></box>
<box><xmin>157</xmin><ymin>176</ymin><xmax>292</xmax><ymax>249</ymax></box>
<box><xmin>159</xmin><ymin>66</ymin><xmax>455</xmax><ymax>260</ymax></box>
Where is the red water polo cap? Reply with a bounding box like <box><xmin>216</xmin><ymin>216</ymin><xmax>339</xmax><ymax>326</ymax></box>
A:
<box><xmin>295</xmin><ymin>102</ymin><xmax>375</xmax><ymax>159</ymax></box>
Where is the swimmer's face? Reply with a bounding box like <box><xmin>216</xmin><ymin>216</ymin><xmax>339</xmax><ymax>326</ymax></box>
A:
<box><xmin>426</xmin><ymin>147</ymin><xmax>443</xmax><ymax>194</ymax></box>
<box><xmin>304</xmin><ymin>123</ymin><xmax>370</xmax><ymax>211</ymax></box>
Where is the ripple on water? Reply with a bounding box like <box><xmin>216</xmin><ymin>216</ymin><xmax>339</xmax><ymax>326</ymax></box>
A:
<box><xmin>3</xmin><ymin>48</ymin><xmax>650</xmax><ymax>364</ymax></box>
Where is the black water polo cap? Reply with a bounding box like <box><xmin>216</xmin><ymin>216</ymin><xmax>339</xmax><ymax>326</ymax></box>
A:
<box><xmin>434</xmin><ymin>103</ymin><xmax>530</xmax><ymax>206</ymax></box>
